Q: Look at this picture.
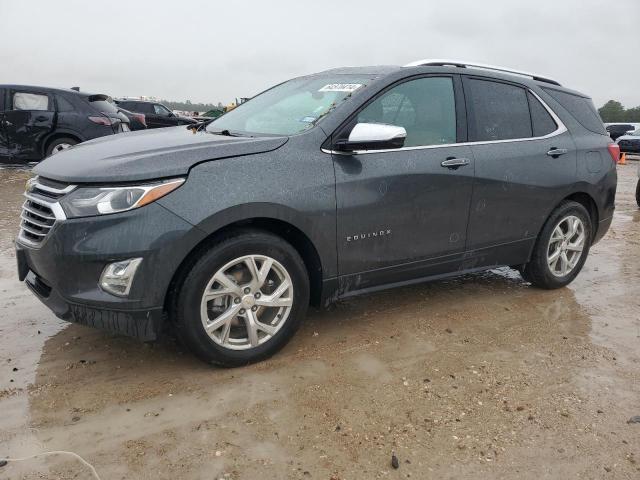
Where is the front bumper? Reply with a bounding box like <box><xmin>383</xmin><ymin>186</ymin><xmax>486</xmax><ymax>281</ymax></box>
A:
<box><xmin>16</xmin><ymin>202</ymin><xmax>206</xmax><ymax>340</ymax></box>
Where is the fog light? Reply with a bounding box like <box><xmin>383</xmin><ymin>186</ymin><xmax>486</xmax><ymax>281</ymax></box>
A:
<box><xmin>99</xmin><ymin>258</ymin><xmax>142</xmax><ymax>297</ymax></box>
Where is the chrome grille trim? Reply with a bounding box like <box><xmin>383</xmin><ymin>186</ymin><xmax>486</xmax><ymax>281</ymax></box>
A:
<box><xmin>18</xmin><ymin>177</ymin><xmax>76</xmax><ymax>248</ymax></box>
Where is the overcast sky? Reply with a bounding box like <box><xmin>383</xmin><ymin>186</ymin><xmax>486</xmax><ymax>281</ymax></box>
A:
<box><xmin>0</xmin><ymin>0</ymin><xmax>637</xmax><ymax>108</ymax></box>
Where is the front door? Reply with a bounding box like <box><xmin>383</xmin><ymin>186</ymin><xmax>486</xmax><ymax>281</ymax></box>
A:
<box><xmin>333</xmin><ymin>75</ymin><xmax>475</xmax><ymax>291</ymax></box>
<box><xmin>4</xmin><ymin>90</ymin><xmax>55</xmax><ymax>161</ymax></box>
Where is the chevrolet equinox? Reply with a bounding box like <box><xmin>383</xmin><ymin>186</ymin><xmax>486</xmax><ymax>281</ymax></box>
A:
<box><xmin>16</xmin><ymin>60</ymin><xmax>618</xmax><ymax>366</ymax></box>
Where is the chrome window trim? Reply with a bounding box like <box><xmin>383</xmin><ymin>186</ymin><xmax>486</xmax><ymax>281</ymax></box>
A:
<box><xmin>322</xmin><ymin>88</ymin><xmax>567</xmax><ymax>156</ymax></box>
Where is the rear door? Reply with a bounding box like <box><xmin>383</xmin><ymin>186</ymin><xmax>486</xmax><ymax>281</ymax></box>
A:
<box><xmin>462</xmin><ymin>76</ymin><xmax>576</xmax><ymax>264</ymax></box>
<box><xmin>333</xmin><ymin>75</ymin><xmax>475</xmax><ymax>289</ymax></box>
<box><xmin>4</xmin><ymin>89</ymin><xmax>55</xmax><ymax>161</ymax></box>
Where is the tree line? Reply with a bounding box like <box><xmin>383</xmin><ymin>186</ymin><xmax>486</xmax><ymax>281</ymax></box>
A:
<box><xmin>161</xmin><ymin>99</ymin><xmax>223</xmax><ymax>112</ymax></box>
<box><xmin>598</xmin><ymin>100</ymin><xmax>640</xmax><ymax>123</ymax></box>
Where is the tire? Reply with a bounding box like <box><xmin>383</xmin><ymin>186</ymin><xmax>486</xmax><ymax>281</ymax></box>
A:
<box><xmin>520</xmin><ymin>201</ymin><xmax>592</xmax><ymax>289</ymax></box>
<box><xmin>173</xmin><ymin>230</ymin><xmax>309</xmax><ymax>367</ymax></box>
<box><xmin>636</xmin><ymin>179</ymin><xmax>640</xmax><ymax>208</ymax></box>
<box><xmin>46</xmin><ymin>137</ymin><xmax>78</xmax><ymax>157</ymax></box>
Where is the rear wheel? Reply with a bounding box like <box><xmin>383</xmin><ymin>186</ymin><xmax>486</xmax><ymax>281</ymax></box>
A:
<box><xmin>521</xmin><ymin>201</ymin><xmax>592</xmax><ymax>289</ymax></box>
<box><xmin>636</xmin><ymin>179</ymin><xmax>640</xmax><ymax>208</ymax></box>
<box><xmin>46</xmin><ymin>137</ymin><xmax>77</xmax><ymax>157</ymax></box>
<box><xmin>173</xmin><ymin>230</ymin><xmax>309</xmax><ymax>366</ymax></box>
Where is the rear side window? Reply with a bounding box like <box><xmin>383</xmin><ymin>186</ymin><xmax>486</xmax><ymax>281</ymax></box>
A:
<box><xmin>56</xmin><ymin>95</ymin><xmax>75</xmax><ymax>112</ymax></box>
<box><xmin>125</xmin><ymin>102</ymin><xmax>153</xmax><ymax>114</ymax></box>
<box><xmin>466</xmin><ymin>79</ymin><xmax>532</xmax><ymax>141</ymax></box>
<box><xmin>87</xmin><ymin>96</ymin><xmax>119</xmax><ymax>114</ymax></box>
<box><xmin>528</xmin><ymin>92</ymin><xmax>557</xmax><ymax>137</ymax></box>
<box><xmin>13</xmin><ymin>92</ymin><xmax>50</xmax><ymax>111</ymax></box>
<box><xmin>118</xmin><ymin>101</ymin><xmax>138</xmax><ymax>111</ymax></box>
<box><xmin>542</xmin><ymin>87</ymin><xmax>606</xmax><ymax>135</ymax></box>
<box><xmin>356</xmin><ymin>76</ymin><xmax>456</xmax><ymax>147</ymax></box>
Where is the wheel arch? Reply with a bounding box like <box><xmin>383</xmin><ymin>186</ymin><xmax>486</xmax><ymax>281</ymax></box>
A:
<box><xmin>164</xmin><ymin>216</ymin><xmax>325</xmax><ymax>317</ymax></box>
<box><xmin>562</xmin><ymin>191</ymin><xmax>599</xmax><ymax>239</ymax></box>
<box><xmin>42</xmin><ymin>131</ymin><xmax>83</xmax><ymax>156</ymax></box>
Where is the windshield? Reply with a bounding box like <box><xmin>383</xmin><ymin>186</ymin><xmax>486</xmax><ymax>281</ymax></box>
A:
<box><xmin>207</xmin><ymin>75</ymin><xmax>371</xmax><ymax>136</ymax></box>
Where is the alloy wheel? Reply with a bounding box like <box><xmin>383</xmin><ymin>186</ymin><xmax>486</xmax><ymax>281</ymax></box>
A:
<box><xmin>547</xmin><ymin>215</ymin><xmax>586</xmax><ymax>277</ymax></box>
<box><xmin>51</xmin><ymin>143</ymin><xmax>72</xmax><ymax>154</ymax></box>
<box><xmin>200</xmin><ymin>254</ymin><xmax>294</xmax><ymax>350</ymax></box>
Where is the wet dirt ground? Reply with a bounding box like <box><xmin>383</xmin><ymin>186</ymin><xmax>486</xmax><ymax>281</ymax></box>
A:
<box><xmin>1</xmin><ymin>165</ymin><xmax>639</xmax><ymax>480</ymax></box>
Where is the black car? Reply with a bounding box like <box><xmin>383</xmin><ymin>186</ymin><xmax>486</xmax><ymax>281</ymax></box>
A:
<box><xmin>0</xmin><ymin>85</ymin><xmax>130</xmax><ymax>164</ymax></box>
<box><xmin>114</xmin><ymin>100</ymin><xmax>197</xmax><ymax>128</ymax></box>
<box><xmin>616</xmin><ymin>129</ymin><xmax>640</xmax><ymax>155</ymax></box>
<box><xmin>118</xmin><ymin>107</ymin><xmax>147</xmax><ymax>131</ymax></box>
<box><xmin>606</xmin><ymin>123</ymin><xmax>635</xmax><ymax>141</ymax></box>
<box><xmin>17</xmin><ymin>60</ymin><xmax>617</xmax><ymax>366</ymax></box>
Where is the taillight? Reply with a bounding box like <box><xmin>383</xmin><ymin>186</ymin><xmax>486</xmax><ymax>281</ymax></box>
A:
<box><xmin>88</xmin><ymin>115</ymin><xmax>118</xmax><ymax>126</ymax></box>
<box><xmin>607</xmin><ymin>143</ymin><xmax>620</xmax><ymax>164</ymax></box>
<box><xmin>134</xmin><ymin>113</ymin><xmax>146</xmax><ymax>127</ymax></box>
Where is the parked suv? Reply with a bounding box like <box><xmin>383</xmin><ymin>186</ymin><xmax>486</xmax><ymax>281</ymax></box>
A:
<box><xmin>16</xmin><ymin>61</ymin><xmax>617</xmax><ymax>366</ymax></box>
<box><xmin>114</xmin><ymin>99</ymin><xmax>197</xmax><ymax>128</ymax></box>
<box><xmin>0</xmin><ymin>85</ymin><xmax>130</xmax><ymax>164</ymax></box>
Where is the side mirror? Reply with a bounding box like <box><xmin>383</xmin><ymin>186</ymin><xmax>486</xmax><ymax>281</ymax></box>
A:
<box><xmin>336</xmin><ymin>123</ymin><xmax>406</xmax><ymax>152</ymax></box>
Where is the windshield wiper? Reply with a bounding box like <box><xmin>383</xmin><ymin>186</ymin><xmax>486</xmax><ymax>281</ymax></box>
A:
<box><xmin>209</xmin><ymin>129</ymin><xmax>245</xmax><ymax>137</ymax></box>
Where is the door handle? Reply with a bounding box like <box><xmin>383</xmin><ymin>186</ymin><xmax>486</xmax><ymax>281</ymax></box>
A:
<box><xmin>441</xmin><ymin>157</ymin><xmax>470</xmax><ymax>169</ymax></box>
<box><xmin>547</xmin><ymin>148</ymin><xmax>568</xmax><ymax>158</ymax></box>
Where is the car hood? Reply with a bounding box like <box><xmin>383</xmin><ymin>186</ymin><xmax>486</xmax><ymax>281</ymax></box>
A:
<box><xmin>34</xmin><ymin>127</ymin><xmax>288</xmax><ymax>183</ymax></box>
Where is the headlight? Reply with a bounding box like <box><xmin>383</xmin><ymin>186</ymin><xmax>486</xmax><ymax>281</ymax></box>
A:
<box><xmin>60</xmin><ymin>178</ymin><xmax>185</xmax><ymax>218</ymax></box>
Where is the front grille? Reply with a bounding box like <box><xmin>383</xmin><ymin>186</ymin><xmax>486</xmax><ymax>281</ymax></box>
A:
<box><xmin>18</xmin><ymin>177</ymin><xmax>75</xmax><ymax>247</ymax></box>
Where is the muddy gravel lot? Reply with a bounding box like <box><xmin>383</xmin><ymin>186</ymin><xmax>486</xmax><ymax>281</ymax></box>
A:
<box><xmin>1</xmin><ymin>164</ymin><xmax>639</xmax><ymax>480</ymax></box>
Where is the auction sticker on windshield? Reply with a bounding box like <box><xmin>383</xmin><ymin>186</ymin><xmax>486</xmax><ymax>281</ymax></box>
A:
<box><xmin>318</xmin><ymin>83</ymin><xmax>363</xmax><ymax>92</ymax></box>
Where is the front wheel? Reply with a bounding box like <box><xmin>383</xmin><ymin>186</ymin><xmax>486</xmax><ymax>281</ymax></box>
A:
<box><xmin>173</xmin><ymin>230</ymin><xmax>309</xmax><ymax>366</ymax></box>
<box><xmin>521</xmin><ymin>201</ymin><xmax>592</xmax><ymax>289</ymax></box>
<box><xmin>635</xmin><ymin>179</ymin><xmax>640</xmax><ymax>208</ymax></box>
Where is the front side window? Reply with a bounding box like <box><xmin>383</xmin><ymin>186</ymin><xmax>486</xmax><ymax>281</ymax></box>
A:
<box><xmin>208</xmin><ymin>75</ymin><xmax>372</xmax><ymax>136</ymax></box>
<box><xmin>154</xmin><ymin>104</ymin><xmax>172</xmax><ymax>116</ymax></box>
<box><xmin>467</xmin><ymin>79</ymin><xmax>532</xmax><ymax>141</ymax></box>
<box><xmin>13</xmin><ymin>92</ymin><xmax>50</xmax><ymax>111</ymax></box>
<box><xmin>356</xmin><ymin>77</ymin><xmax>456</xmax><ymax>147</ymax></box>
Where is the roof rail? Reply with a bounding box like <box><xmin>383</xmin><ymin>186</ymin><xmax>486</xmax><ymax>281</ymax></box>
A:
<box><xmin>403</xmin><ymin>59</ymin><xmax>561</xmax><ymax>86</ymax></box>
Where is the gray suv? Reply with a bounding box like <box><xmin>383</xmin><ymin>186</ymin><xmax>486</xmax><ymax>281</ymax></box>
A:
<box><xmin>16</xmin><ymin>60</ymin><xmax>618</xmax><ymax>366</ymax></box>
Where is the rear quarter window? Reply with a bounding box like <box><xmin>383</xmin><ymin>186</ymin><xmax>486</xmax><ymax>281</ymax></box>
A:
<box><xmin>542</xmin><ymin>87</ymin><xmax>606</xmax><ymax>135</ymax></box>
<box><xmin>87</xmin><ymin>96</ymin><xmax>119</xmax><ymax>114</ymax></box>
<box><xmin>527</xmin><ymin>91</ymin><xmax>557</xmax><ymax>137</ymax></box>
